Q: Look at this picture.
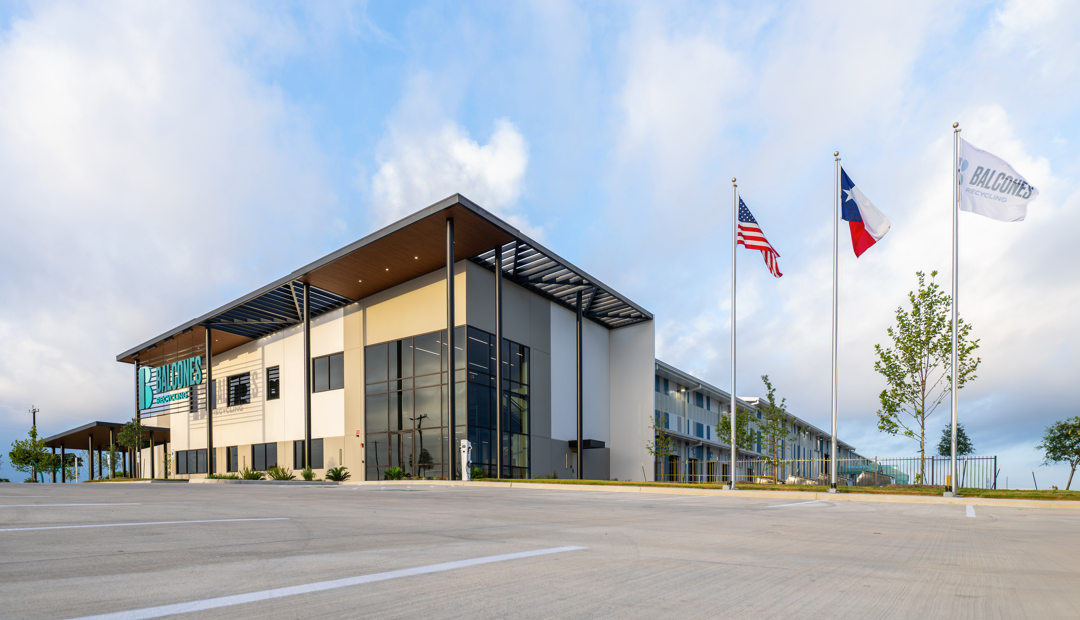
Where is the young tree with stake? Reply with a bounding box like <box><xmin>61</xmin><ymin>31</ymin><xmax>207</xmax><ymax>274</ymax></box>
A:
<box><xmin>875</xmin><ymin>271</ymin><xmax>980</xmax><ymax>483</ymax></box>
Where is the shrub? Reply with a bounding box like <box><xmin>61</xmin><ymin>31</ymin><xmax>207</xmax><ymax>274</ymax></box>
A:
<box><xmin>384</xmin><ymin>466</ymin><xmax>405</xmax><ymax>480</ymax></box>
<box><xmin>300</xmin><ymin>467</ymin><xmax>315</xmax><ymax>481</ymax></box>
<box><xmin>469</xmin><ymin>466</ymin><xmax>485</xmax><ymax>480</ymax></box>
<box><xmin>267</xmin><ymin>466</ymin><xmax>296</xmax><ymax>481</ymax></box>
<box><xmin>207</xmin><ymin>473</ymin><xmax>241</xmax><ymax>480</ymax></box>
<box><xmin>325</xmin><ymin>466</ymin><xmax>350</xmax><ymax>482</ymax></box>
<box><xmin>240</xmin><ymin>467</ymin><xmax>265</xmax><ymax>480</ymax></box>
<box><xmin>536</xmin><ymin>472</ymin><xmax>559</xmax><ymax>480</ymax></box>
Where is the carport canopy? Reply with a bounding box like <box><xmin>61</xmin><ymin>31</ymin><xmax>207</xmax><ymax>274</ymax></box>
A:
<box><xmin>43</xmin><ymin>421</ymin><xmax>171</xmax><ymax>449</ymax></box>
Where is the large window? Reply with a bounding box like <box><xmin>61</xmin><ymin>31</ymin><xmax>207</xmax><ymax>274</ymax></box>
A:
<box><xmin>467</xmin><ymin>327</ymin><xmax>530</xmax><ymax>479</ymax></box>
<box><xmin>251</xmin><ymin>442</ymin><xmax>277</xmax><ymax>471</ymax></box>
<box><xmin>365</xmin><ymin>328</ymin><xmax>465</xmax><ymax>481</ymax></box>
<box><xmin>292</xmin><ymin>439</ymin><xmax>324</xmax><ymax>469</ymax></box>
<box><xmin>267</xmin><ymin>367</ymin><xmax>280</xmax><ymax>400</ymax></box>
<box><xmin>313</xmin><ymin>353</ymin><xmax>344</xmax><ymax>393</ymax></box>
<box><xmin>228</xmin><ymin>373</ymin><xmax>250</xmax><ymax>407</ymax></box>
<box><xmin>176</xmin><ymin>449</ymin><xmax>207</xmax><ymax>475</ymax></box>
<box><xmin>364</xmin><ymin>326</ymin><xmax>529</xmax><ymax>482</ymax></box>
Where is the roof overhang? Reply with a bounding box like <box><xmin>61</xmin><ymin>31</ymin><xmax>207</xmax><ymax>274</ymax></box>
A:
<box><xmin>43</xmin><ymin>421</ymin><xmax>171</xmax><ymax>449</ymax></box>
<box><xmin>118</xmin><ymin>194</ymin><xmax>652</xmax><ymax>364</ymax></box>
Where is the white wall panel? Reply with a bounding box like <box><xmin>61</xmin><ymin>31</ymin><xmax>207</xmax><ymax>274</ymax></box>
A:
<box><xmin>549</xmin><ymin>304</ymin><xmax>577</xmax><ymax>441</ymax></box>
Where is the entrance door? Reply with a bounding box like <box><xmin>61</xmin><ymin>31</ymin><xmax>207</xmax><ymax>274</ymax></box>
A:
<box><xmin>389</xmin><ymin>431</ymin><xmax>415</xmax><ymax>478</ymax></box>
<box><xmin>722</xmin><ymin>463</ymin><xmax>730</xmax><ymax>484</ymax></box>
<box><xmin>687</xmin><ymin>458</ymin><xmax>700</xmax><ymax>483</ymax></box>
<box><xmin>707</xmin><ymin>462</ymin><xmax>717</xmax><ymax>484</ymax></box>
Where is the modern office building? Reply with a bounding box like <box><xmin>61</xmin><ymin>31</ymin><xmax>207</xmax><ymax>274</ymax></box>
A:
<box><xmin>101</xmin><ymin>194</ymin><xmax>863</xmax><ymax>484</ymax></box>
<box><xmin>115</xmin><ymin>195</ymin><xmax>655</xmax><ymax>482</ymax></box>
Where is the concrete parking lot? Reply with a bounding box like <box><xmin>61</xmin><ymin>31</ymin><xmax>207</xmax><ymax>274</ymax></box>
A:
<box><xmin>1</xmin><ymin>483</ymin><xmax>1079</xmax><ymax>619</ymax></box>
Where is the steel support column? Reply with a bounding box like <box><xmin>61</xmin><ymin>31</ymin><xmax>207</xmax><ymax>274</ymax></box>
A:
<box><xmin>303</xmin><ymin>282</ymin><xmax>311</xmax><ymax>470</ymax></box>
<box><xmin>205</xmin><ymin>326</ymin><xmax>214</xmax><ymax>475</ymax></box>
<box><xmin>51</xmin><ymin>447</ymin><xmax>57</xmax><ymax>483</ymax></box>
<box><xmin>61</xmin><ymin>445</ymin><xmax>66</xmax><ymax>483</ymax></box>
<box><xmin>494</xmin><ymin>244</ymin><xmax>504</xmax><ymax>478</ymax></box>
<box><xmin>576</xmin><ymin>289</ymin><xmax>583</xmax><ymax>480</ymax></box>
<box><xmin>446</xmin><ymin>218</ymin><xmax>457</xmax><ymax>480</ymax></box>
<box><xmin>149</xmin><ymin>431</ymin><xmax>155</xmax><ymax>479</ymax></box>
<box><xmin>88</xmin><ymin>436</ymin><xmax>94</xmax><ymax>481</ymax></box>
<box><xmin>109</xmin><ymin>427</ymin><xmax>115</xmax><ymax>478</ymax></box>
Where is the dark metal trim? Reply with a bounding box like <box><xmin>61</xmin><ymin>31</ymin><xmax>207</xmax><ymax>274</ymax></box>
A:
<box><xmin>576</xmin><ymin>289</ymin><xmax>583</xmax><ymax>480</ymax></box>
<box><xmin>494</xmin><ymin>244</ymin><xmax>504</xmax><ymax>478</ymax></box>
<box><xmin>446</xmin><ymin>218</ymin><xmax>456</xmax><ymax>481</ymax></box>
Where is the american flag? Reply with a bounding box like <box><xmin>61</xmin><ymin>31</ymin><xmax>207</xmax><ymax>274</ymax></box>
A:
<box><xmin>737</xmin><ymin>197</ymin><xmax>782</xmax><ymax>278</ymax></box>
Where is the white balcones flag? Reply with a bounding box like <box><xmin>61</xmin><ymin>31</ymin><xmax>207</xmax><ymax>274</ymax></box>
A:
<box><xmin>958</xmin><ymin>138</ymin><xmax>1039</xmax><ymax>222</ymax></box>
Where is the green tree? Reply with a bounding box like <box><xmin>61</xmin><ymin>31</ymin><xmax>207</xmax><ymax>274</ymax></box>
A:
<box><xmin>875</xmin><ymin>271</ymin><xmax>980</xmax><ymax>482</ymax></box>
<box><xmin>117</xmin><ymin>417</ymin><xmax>144</xmax><ymax>478</ymax></box>
<box><xmin>936</xmin><ymin>422</ymin><xmax>975</xmax><ymax>457</ymax></box>
<box><xmin>1036</xmin><ymin>416</ymin><xmax>1080</xmax><ymax>490</ymax></box>
<box><xmin>647</xmin><ymin>397</ymin><xmax>678</xmax><ymax>480</ymax></box>
<box><xmin>756</xmin><ymin>375</ymin><xmax>795</xmax><ymax>481</ymax></box>
<box><xmin>716</xmin><ymin>408</ymin><xmax>756</xmax><ymax>456</ymax></box>
<box><xmin>9</xmin><ymin>426</ymin><xmax>57</xmax><ymax>482</ymax></box>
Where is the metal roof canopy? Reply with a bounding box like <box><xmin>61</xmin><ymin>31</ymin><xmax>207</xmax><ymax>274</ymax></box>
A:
<box><xmin>118</xmin><ymin>194</ymin><xmax>652</xmax><ymax>364</ymax></box>
<box><xmin>471</xmin><ymin>240</ymin><xmax>650</xmax><ymax>329</ymax></box>
<box><xmin>43</xmin><ymin>421</ymin><xmax>171</xmax><ymax>449</ymax></box>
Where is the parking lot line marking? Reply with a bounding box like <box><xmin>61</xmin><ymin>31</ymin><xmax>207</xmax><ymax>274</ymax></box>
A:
<box><xmin>0</xmin><ymin>503</ymin><xmax>141</xmax><ymax>508</ymax></box>
<box><xmin>0</xmin><ymin>496</ymin><xmax>49</xmax><ymax>498</ymax></box>
<box><xmin>966</xmin><ymin>505</ymin><xmax>976</xmax><ymax>518</ymax></box>
<box><xmin>66</xmin><ymin>545</ymin><xmax>585</xmax><ymax>620</ymax></box>
<box><xmin>766</xmin><ymin>500</ymin><xmax>825</xmax><ymax>508</ymax></box>
<box><xmin>0</xmin><ymin>518</ymin><xmax>289</xmax><ymax>533</ymax></box>
<box><xmin>617</xmin><ymin>498</ymin><xmax>681</xmax><ymax>502</ymax></box>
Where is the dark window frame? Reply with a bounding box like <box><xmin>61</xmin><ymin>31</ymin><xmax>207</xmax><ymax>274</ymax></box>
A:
<box><xmin>266</xmin><ymin>366</ymin><xmax>280</xmax><ymax>401</ymax></box>
<box><xmin>227</xmin><ymin>372</ymin><xmax>251</xmax><ymax>407</ymax></box>
<box><xmin>251</xmin><ymin>442</ymin><xmax>278</xmax><ymax>471</ymax></box>
<box><xmin>313</xmin><ymin>352</ymin><xmax>345</xmax><ymax>393</ymax></box>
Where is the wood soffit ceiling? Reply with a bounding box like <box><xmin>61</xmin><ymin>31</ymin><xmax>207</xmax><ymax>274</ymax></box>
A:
<box><xmin>118</xmin><ymin>196</ymin><xmax>651</xmax><ymax>365</ymax></box>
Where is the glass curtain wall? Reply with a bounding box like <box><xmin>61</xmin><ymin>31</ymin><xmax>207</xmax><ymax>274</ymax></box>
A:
<box><xmin>465</xmin><ymin>327</ymin><xmax>530</xmax><ymax>479</ymax></box>
<box><xmin>365</xmin><ymin>325</ymin><xmax>530</xmax><ymax>481</ymax></box>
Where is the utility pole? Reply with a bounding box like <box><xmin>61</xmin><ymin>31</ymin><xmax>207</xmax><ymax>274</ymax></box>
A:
<box><xmin>30</xmin><ymin>406</ymin><xmax>40</xmax><ymax>481</ymax></box>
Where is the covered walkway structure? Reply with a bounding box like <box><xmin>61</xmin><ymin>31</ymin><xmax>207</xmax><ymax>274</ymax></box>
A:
<box><xmin>43</xmin><ymin>422</ymin><xmax>171</xmax><ymax>482</ymax></box>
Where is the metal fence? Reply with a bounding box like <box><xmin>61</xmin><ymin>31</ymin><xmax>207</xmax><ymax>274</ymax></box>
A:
<box><xmin>654</xmin><ymin>455</ymin><xmax>999</xmax><ymax>488</ymax></box>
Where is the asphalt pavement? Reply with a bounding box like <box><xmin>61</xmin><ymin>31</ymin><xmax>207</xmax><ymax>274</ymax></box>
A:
<box><xmin>1</xmin><ymin>482</ymin><xmax>1078</xmax><ymax>619</ymax></box>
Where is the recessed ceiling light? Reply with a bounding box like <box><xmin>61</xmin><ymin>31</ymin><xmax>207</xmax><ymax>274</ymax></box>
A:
<box><xmin>414</xmin><ymin>256</ymin><xmax>418</xmax><ymax>259</ymax></box>
<box><xmin>385</xmin><ymin>268</ymin><xmax>389</xmax><ymax>271</ymax></box>
<box><xmin>358</xmin><ymin>279</ymin><xmax>362</xmax><ymax>283</ymax></box>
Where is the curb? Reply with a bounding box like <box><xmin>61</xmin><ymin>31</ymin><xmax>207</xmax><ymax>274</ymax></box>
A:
<box><xmin>343</xmin><ymin>480</ymin><xmax>1080</xmax><ymax>509</ymax></box>
<box><xmin>190</xmin><ymin>479</ymin><xmax>340</xmax><ymax>485</ymax></box>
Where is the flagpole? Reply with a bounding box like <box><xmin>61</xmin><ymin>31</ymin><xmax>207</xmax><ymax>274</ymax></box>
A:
<box><xmin>829</xmin><ymin>152</ymin><xmax>839</xmax><ymax>493</ymax></box>
<box><xmin>949</xmin><ymin>122</ymin><xmax>961</xmax><ymax>496</ymax></box>
<box><xmin>730</xmin><ymin>177</ymin><xmax>738</xmax><ymax>491</ymax></box>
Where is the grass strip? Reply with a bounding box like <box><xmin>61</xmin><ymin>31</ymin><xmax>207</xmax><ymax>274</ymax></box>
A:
<box><xmin>486</xmin><ymin>478</ymin><xmax>1080</xmax><ymax>501</ymax></box>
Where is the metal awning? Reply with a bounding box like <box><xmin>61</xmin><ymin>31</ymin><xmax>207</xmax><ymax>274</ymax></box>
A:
<box><xmin>471</xmin><ymin>240</ymin><xmax>651</xmax><ymax>329</ymax></box>
<box><xmin>202</xmin><ymin>282</ymin><xmax>352</xmax><ymax>340</ymax></box>
<box><xmin>118</xmin><ymin>194</ymin><xmax>652</xmax><ymax>364</ymax></box>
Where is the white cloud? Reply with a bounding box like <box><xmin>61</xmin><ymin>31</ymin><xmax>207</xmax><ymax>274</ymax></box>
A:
<box><xmin>602</xmin><ymin>2</ymin><xmax>1080</xmax><ymax>488</ymax></box>
<box><xmin>369</xmin><ymin>75</ymin><xmax>531</xmax><ymax>232</ymax></box>
<box><xmin>0</xmin><ymin>2</ymin><xmax>335</xmax><ymax>437</ymax></box>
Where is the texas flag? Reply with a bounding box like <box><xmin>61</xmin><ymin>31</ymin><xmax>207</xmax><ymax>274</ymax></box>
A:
<box><xmin>840</xmin><ymin>167</ymin><xmax>891</xmax><ymax>257</ymax></box>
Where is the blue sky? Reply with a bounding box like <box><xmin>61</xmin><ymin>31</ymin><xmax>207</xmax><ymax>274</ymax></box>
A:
<box><xmin>1</xmin><ymin>0</ymin><xmax>1078</xmax><ymax>488</ymax></box>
